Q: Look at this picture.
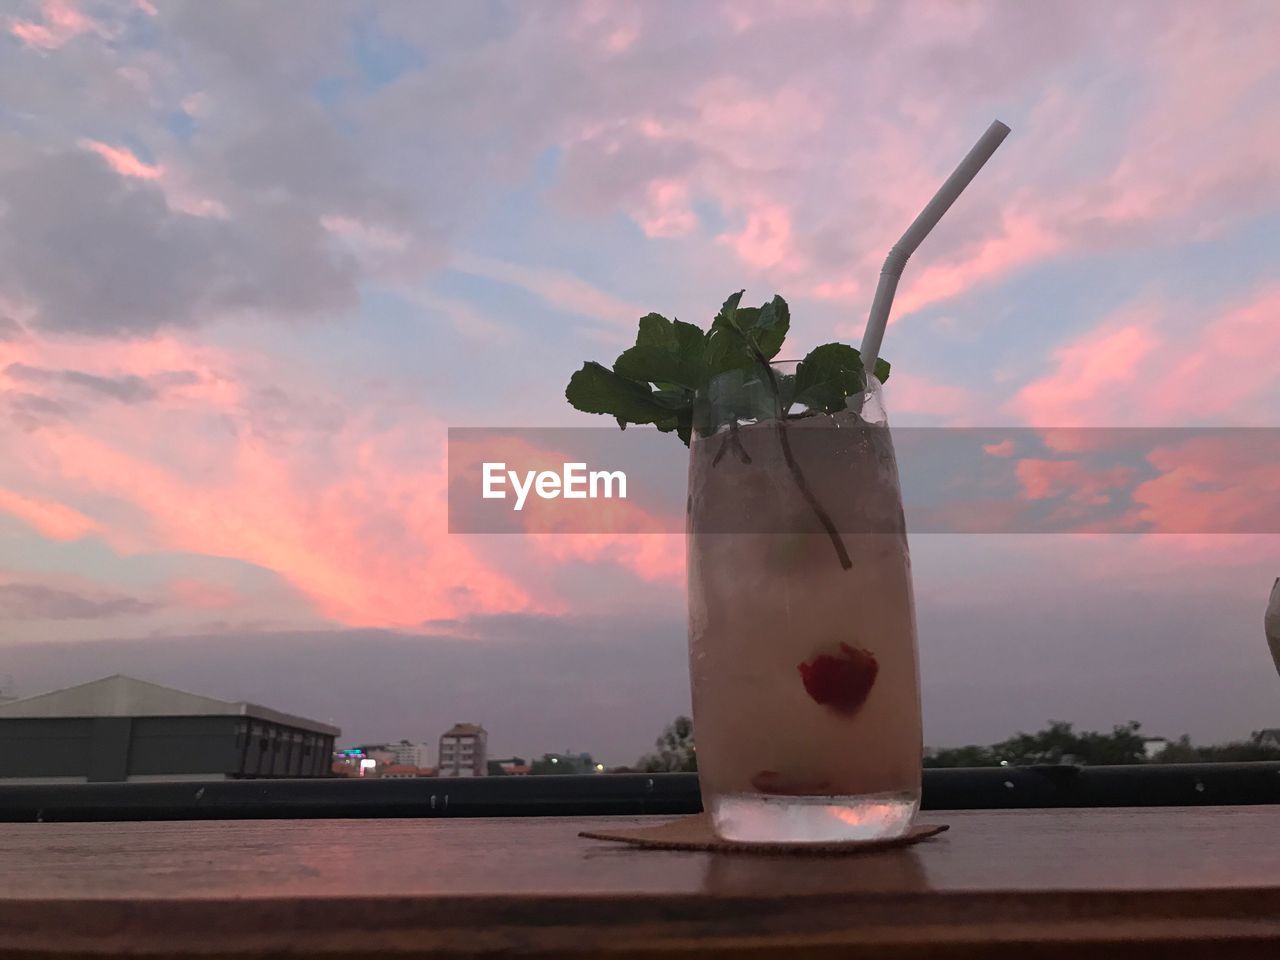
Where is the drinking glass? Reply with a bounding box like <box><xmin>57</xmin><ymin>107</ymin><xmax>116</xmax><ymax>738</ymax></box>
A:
<box><xmin>687</xmin><ymin>361</ymin><xmax>922</xmax><ymax>842</ymax></box>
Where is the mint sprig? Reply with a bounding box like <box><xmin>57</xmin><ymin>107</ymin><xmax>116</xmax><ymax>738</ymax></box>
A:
<box><xmin>565</xmin><ymin>291</ymin><xmax>890</xmax><ymax>445</ymax></box>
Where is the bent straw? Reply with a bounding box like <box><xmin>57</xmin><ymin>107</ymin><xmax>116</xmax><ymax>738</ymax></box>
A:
<box><xmin>859</xmin><ymin>119</ymin><xmax>1011</xmax><ymax>374</ymax></box>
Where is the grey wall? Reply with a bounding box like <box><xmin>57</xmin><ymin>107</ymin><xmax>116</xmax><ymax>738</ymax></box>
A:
<box><xmin>0</xmin><ymin>716</ymin><xmax>334</xmax><ymax>781</ymax></box>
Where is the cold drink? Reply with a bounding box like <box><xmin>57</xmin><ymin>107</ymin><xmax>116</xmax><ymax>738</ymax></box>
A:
<box><xmin>687</xmin><ymin>386</ymin><xmax>922</xmax><ymax>843</ymax></box>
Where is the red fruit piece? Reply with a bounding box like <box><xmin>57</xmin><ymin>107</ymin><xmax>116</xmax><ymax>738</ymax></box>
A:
<box><xmin>797</xmin><ymin>642</ymin><xmax>879</xmax><ymax>715</ymax></box>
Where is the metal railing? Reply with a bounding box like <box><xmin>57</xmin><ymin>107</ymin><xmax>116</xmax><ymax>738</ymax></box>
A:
<box><xmin>1</xmin><ymin>763</ymin><xmax>1277</xmax><ymax>822</ymax></box>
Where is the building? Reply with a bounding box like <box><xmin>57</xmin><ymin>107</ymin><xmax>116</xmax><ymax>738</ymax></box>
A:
<box><xmin>351</xmin><ymin>743</ymin><xmax>398</xmax><ymax>766</ymax></box>
<box><xmin>0</xmin><ymin>675</ymin><xmax>339</xmax><ymax>784</ymax></box>
<box><xmin>388</xmin><ymin>739</ymin><xmax>428</xmax><ymax>767</ymax></box>
<box><xmin>344</xmin><ymin>739</ymin><xmax>429</xmax><ymax>772</ymax></box>
<box><xmin>438</xmin><ymin>722</ymin><xmax>487</xmax><ymax>777</ymax></box>
<box><xmin>488</xmin><ymin>756</ymin><xmax>530</xmax><ymax>776</ymax></box>
<box><xmin>373</xmin><ymin>763</ymin><xmax>435</xmax><ymax>779</ymax></box>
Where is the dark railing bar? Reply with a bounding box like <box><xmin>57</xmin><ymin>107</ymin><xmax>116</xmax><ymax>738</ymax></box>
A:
<box><xmin>1</xmin><ymin>763</ymin><xmax>1277</xmax><ymax>823</ymax></box>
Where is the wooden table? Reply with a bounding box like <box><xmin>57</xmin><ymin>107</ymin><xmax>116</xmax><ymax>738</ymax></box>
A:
<box><xmin>3</xmin><ymin>807</ymin><xmax>1280</xmax><ymax>957</ymax></box>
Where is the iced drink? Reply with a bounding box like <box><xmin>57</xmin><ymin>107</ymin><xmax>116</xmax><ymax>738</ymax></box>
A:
<box><xmin>687</xmin><ymin>390</ymin><xmax>922</xmax><ymax>843</ymax></box>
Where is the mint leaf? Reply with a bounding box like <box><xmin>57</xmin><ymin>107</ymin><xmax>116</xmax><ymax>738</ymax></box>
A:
<box><xmin>613</xmin><ymin>315</ymin><xmax>705</xmax><ymax>390</ymax></box>
<box><xmin>718</xmin><ymin>290</ymin><xmax>744</xmax><ymax>322</ymax></box>
<box><xmin>709</xmin><ymin>293</ymin><xmax>789</xmax><ymax>361</ymax></box>
<box><xmin>793</xmin><ymin>342</ymin><xmax>867</xmax><ymax>414</ymax></box>
<box><xmin>706</xmin><ymin>291</ymin><xmax>791</xmax><ymax>383</ymax></box>
<box><xmin>752</xmin><ymin>295</ymin><xmax>790</xmax><ymax>359</ymax></box>
<box><xmin>565</xmin><ymin>293</ymin><xmax>890</xmax><ymax>445</ymax></box>
<box><xmin>565</xmin><ymin>361</ymin><xmax>680</xmax><ymax>431</ymax></box>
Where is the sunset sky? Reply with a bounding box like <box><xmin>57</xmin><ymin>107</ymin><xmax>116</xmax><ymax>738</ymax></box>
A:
<box><xmin>1</xmin><ymin>0</ymin><xmax>1278</xmax><ymax>763</ymax></box>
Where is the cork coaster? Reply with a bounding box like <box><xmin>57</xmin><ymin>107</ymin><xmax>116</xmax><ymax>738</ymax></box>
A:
<box><xmin>580</xmin><ymin>813</ymin><xmax>948</xmax><ymax>855</ymax></box>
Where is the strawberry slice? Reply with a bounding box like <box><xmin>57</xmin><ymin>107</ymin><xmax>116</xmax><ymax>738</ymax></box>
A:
<box><xmin>797</xmin><ymin>642</ymin><xmax>879</xmax><ymax>715</ymax></box>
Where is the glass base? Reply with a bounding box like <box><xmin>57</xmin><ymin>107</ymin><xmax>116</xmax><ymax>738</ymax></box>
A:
<box><xmin>709</xmin><ymin>791</ymin><xmax>919</xmax><ymax>844</ymax></box>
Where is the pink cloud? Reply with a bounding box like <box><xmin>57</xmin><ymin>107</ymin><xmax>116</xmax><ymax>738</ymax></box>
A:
<box><xmin>810</xmin><ymin>278</ymin><xmax>860</xmax><ymax>302</ymax></box>
<box><xmin>892</xmin><ymin>209</ymin><xmax>1064</xmax><ymax>317</ymax></box>
<box><xmin>321</xmin><ymin>215</ymin><xmax>410</xmax><ymax>252</ymax></box>
<box><xmin>2</xmin><ymin>333</ymin><xmax>545</xmax><ymax>628</ymax></box>
<box><xmin>1015</xmin><ymin>458</ymin><xmax>1135</xmax><ymax>507</ymax></box>
<box><xmin>884</xmin><ymin>372</ymin><xmax>985</xmax><ymax>425</ymax></box>
<box><xmin>78</xmin><ymin>138</ymin><xmax>229</xmax><ymax>219</ymax></box>
<box><xmin>1129</xmin><ymin>435</ymin><xmax>1280</xmax><ymax>534</ymax></box>
<box><xmin>1010</xmin><ymin>287</ymin><xmax>1280</xmax><ymax>428</ymax></box>
<box><xmin>633</xmin><ymin>179</ymin><xmax>697</xmax><ymax>239</ymax></box>
<box><xmin>452</xmin><ymin>253</ymin><xmax>646</xmax><ymax>328</ymax></box>
<box><xmin>8</xmin><ymin>0</ymin><xmax>96</xmax><ymax>50</ymax></box>
<box><xmin>717</xmin><ymin>202</ymin><xmax>796</xmax><ymax>270</ymax></box>
<box><xmin>79</xmin><ymin>139</ymin><xmax>163</xmax><ymax>181</ymax></box>
<box><xmin>28</xmin><ymin>425</ymin><xmax>539</xmax><ymax>627</ymax></box>
<box><xmin>0</xmin><ymin>486</ymin><xmax>97</xmax><ymax>540</ymax></box>
<box><xmin>1009</xmin><ymin>318</ymin><xmax>1162</xmax><ymax>427</ymax></box>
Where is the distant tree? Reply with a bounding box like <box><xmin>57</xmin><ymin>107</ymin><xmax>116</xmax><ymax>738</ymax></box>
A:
<box><xmin>1153</xmin><ymin>734</ymin><xmax>1199</xmax><ymax>763</ymax></box>
<box><xmin>925</xmin><ymin>723</ymin><xmax>1280</xmax><ymax>769</ymax></box>
<box><xmin>1075</xmin><ymin>721</ymin><xmax>1146</xmax><ymax>765</ymax></box>
<box><xmin>923</xmin><ymin>745</ymin><xmax>998</xmax><ymax>768</ymax></box>
<box><xmin>530</xmin><ymin>752</ymin><xmax>597</xmax><ymax>775</ymax></box>
<box><xmin>1154</xmin><ymin>732</ymin><xmax>1280</xmax><ymax>763</ymax></box>
<box><xmin>990</xmin><ymin>720</ymin><xmax>1145</xmax><ymax>766</ymax></box>
<box><xmin>637</xmin><ymin>715</ymin><xmax>697</xmax><ymax>772</ymax></box>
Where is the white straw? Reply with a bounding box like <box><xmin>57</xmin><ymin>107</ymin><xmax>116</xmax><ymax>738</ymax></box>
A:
<box><xmin>860</xmin><ymin>119</ymin><xmax>1011</xmax><ymax>373</ymax></box>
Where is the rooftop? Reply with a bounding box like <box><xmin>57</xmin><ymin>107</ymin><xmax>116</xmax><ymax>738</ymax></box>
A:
<box><xmin>442</xmin><ymin>722</ymin><xmax>486</xmax><ymax>737</ymax></box>
<box><xmin>0</xmin><ymin>675</ymin><xmax>340</xmax><ymax>737</ymax></box>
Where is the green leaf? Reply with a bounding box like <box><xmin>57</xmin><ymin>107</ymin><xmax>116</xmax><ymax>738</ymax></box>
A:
<box><xmin>564</xmin><ymin>291</ymin><xmax>891</xmax><ymax>447</ymax></box>
<box><xmin>614</xmin><ymin>315</ymin><xmax>706</xmax><ymax>390</ymax></box>
<box><xmin>793</xmin><ymin>343</ymin><xmax>867</xmax><ymax>414</ymax></box>
<box><xmin>565</xmin><ymin>361</ymin><xmax>679</xmax><ymax>430</ymax></box>
<box><xmin>709</xmin><ymin>293</ymin><xmax>790</xmax><ymax>362</ymax></box>
<box><xmin>718</xmin><ymin>290</ymin><xmax>744</xmax><ymax>323</ymax></box>
<box><xmin>704</xmin><ymin>324</ymin><xmax>753</xmax><ymax>378</ymax></box>
<box><xmin>752</xmin><ymin>295</ymin><xmax>790</xmax><ymax>359</ymax></box>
